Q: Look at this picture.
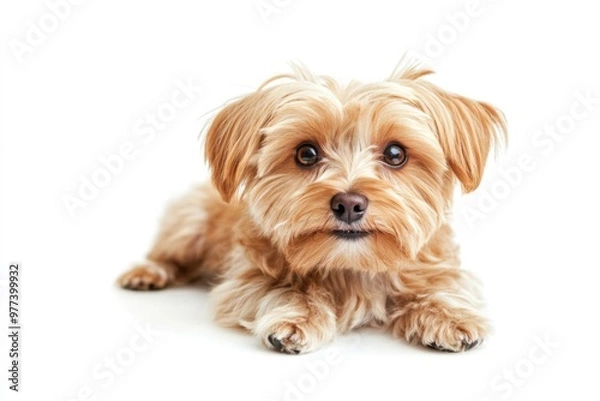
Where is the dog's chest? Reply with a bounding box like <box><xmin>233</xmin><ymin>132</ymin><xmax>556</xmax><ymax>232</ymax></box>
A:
<box><xmin>324</xmin><ymin>271</ymin><xmax>393</xmax><ymax>330</ymax></box>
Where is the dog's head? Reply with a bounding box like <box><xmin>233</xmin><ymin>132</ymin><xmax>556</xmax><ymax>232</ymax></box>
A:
<box><xmin>205</xmin><ymin>64</ymin><xmax>505</xmax><ymax>273</ymax></box>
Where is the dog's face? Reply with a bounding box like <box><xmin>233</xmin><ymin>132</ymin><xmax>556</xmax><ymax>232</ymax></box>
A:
<box><xmin>206</xmin><ymin>65</ymin><xmax>505</xmax><ymax>273</ymax></box>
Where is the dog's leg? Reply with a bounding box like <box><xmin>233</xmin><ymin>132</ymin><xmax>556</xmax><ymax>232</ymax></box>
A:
<box><xmin>389</xmin><ymin>268</ymin><xmax>489</xmax><ymax>352</ymax></box>
<box><xmin>212</xmin><ymin>266</ymin><xmax>338</xmax><ymax>354</ymax></box>
<box><xmin>118</xmin><ymin>185</ymin><xmax>234</xmax><ymax>290</ymax></box>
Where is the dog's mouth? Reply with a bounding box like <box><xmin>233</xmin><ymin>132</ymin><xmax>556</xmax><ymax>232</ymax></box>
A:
<box><xmin>331</xmin><ymin>230</ymin><xmax>371</xmax><ymax>240</ymax></box>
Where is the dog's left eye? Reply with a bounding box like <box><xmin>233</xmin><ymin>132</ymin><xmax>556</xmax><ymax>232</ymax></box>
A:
<box><xmin>382</xmin><ymin>143</ymin><xmax>408</xmax><ymax>168</ymax></box>
<box><xmin>295</xmin><ymin>144</ymin><xmax>319</xmax><ymax>167</ymax></box>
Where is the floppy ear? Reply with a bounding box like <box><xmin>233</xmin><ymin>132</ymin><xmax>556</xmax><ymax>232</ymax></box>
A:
<box><xmin>205</xmin><ymin>91</ymin><xmax>274</xmax><ymax>202</ymax></box>
<box><xmin>410</xmin><ymin>80</ymin><xmax>507</xmax><ymax>192</ymax></box>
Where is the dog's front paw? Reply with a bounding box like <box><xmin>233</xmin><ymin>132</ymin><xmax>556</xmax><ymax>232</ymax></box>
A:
<box><xmin>264</xmin><ymin>322</ymin><xmax>316</xmax><ymax>354</ymax></box>
<box><xmin>419</xmin><ymin>315</ymin><xmax>487</xmax><ymax>352</ymax></box>
<box><xmin>260</xmin><ymin>320</ymin><xmax>333</xmax><ymax>355</ymax></box>
<box><xmin>118</xmin><ymin>262</ymin><xmax>170</xmax><ymax>291</ymax></box>
<box><xmin>398</xmin><ymin>303</ymin><xmax>489</xmax><ymax>352</ymax></box>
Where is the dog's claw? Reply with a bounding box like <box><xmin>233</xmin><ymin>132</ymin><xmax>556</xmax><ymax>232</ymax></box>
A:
<box><xmin>427</xmin><ymin>338</ymin><xmax>483</xmax><ymax>352</ymax></box>
<box><xmin>463</xmin><ymin>339</ymin><xmax>483</xmax><ymax>350</ymax></box>
<box><xmin>268</xmin><ymin>334</ymin><xmax>284</xmax><ymax>352</ymax></box>
<box><xmin>427</xmin><ymin>342</ymin><xmax>453</xmax><ymax>352</ymax></box>
<box><xmin>267</xmin><ymin>334</ymin><xmax>301</xmax><ymax>354</ymax></box>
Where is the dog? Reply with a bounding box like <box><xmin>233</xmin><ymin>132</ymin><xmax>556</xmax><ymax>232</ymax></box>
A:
<box><xmin>118</xmin><ymin>62</ymin><xmax>506</xmax><ymax>354</ymax></box>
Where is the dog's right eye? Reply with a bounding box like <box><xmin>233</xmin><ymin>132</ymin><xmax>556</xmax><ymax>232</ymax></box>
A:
<box><xmin>295</xmin><ymin>144</ymin><xmax>319</xmax><ymax>167</ymax></box>
<box><xmin>382</xmin><ymin>143</ymin><xmax>408</xmax><ymax>168</ymax></box>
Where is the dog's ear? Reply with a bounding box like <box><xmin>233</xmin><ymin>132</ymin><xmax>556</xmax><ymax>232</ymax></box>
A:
<box><xmin>205</xmin><ymin>91</ymin><xmax>275</xmax><ymax>202</ymax></box>
<box><xmin>391</xmin><ymin>63</ymin><xmax>506</xmax><ymax>192</ymax></box>
<box><xmin>411</xmin><ymin>80</ymin><xmax>506</xmax><ymax>192</ymax></box>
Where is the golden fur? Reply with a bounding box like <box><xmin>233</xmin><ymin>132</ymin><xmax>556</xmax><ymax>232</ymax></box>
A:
<box><xmin>118</xmin><ymin>63</ymin><xmax>506</xmax><ymax>353</ymax></box>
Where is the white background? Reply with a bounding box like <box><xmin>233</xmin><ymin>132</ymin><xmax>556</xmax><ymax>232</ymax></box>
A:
<box><xmin>1</xmin><ymin>1</ymin><xmax>599</xmax><ymax>400</ymax></box>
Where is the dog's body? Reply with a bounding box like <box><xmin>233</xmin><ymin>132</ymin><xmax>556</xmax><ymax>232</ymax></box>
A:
<box><xmin>119</xmin><ymin>63</ymin><xmax>505</xmax><ymax>354</ymax></box>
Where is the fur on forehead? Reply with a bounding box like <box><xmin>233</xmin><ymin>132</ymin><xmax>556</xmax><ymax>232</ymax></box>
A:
<box><xmin>253</xmin><ymin>66</ymin><xmax>448</xmax><ymax>178</ymax></box>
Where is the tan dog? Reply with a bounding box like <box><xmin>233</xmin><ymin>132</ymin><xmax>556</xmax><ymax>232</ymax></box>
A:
<box><xmin>118</xmin><ymin>62</ymin><xmax>506</xmax><ymax>354</ymax></box>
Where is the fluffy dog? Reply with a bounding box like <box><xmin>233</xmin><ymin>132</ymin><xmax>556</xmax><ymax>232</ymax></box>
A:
<box><xmin>118</xmin><ymin>62</ymin><xmax>506</xmax><ymax>354</ymax></box>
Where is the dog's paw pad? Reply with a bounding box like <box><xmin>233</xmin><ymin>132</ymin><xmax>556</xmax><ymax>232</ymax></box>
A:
<box><xmin>118</xmin><ymin>263</ymin><xmax>169</xmax><ymax>291</ymax></box>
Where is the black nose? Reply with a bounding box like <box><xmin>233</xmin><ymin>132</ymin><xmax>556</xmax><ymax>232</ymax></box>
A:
<box><xmin>330</xmin><ymin>192</ymin><xmax>368</xmax><ymax>223</ymax></box>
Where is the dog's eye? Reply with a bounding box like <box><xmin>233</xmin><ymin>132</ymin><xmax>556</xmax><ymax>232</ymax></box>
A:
<box><xmin>382</xmin><ymin>143</ymin><xmax>408</xmax><ymax>168</ymax></box>
<box><xmin>295</xmin><ymin>144</ymin><xmax>319</xmax><ymax>167</ymax></box>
